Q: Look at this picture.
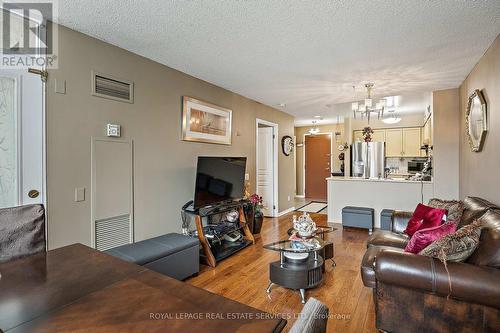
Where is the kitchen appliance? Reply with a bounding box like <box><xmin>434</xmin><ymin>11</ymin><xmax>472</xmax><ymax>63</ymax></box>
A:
<box><xmin>351</xmin><ymin>141</ymin><xmax>385</xmax><ymax>179</ymax></box>
<box><xmin>408</xmin><ymin>159</ymin><xmax>426</xmax><ymax>174</ymax></box>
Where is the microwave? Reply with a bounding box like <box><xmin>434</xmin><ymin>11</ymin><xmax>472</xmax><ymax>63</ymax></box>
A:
<box><xmin>408</xmin><ymin>160</ymin><xmax>425</xmax><ymax>174</ymax></box>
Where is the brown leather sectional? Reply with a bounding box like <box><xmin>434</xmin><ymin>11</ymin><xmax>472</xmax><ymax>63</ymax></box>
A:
<box><xmin>360</xmin><ymin>197</ymin><xmax>500</xmax><ymax>333</ymax></box>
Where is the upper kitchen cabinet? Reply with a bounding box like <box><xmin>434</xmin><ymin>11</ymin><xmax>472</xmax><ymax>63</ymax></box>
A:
<box><xmin>385</xmin><ymin>127</ymin><xmax>422</xmax><ymax>157</ymax></box>
<box><xmin>352</xmin><ymin>129</ymin><xmax>386</xmax><ymax>142</ymax></box>
<box><xmin>372</xmin><ymin>129</ymin><xmax>385</xmax><ymax>142</ymax></box>
<box><xmin>385</xmin><ymin>129</ymin><xmax>403</xmax><ymax>157</ymax></box>
<box><xmin>403</xmin><ymin>127</ymin><xmax>422</xmax><ymax>157</ymax></box>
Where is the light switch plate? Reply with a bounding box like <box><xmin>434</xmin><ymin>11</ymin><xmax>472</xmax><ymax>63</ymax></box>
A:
<box><xmin>55</xmin><ymin>79</ymin><xmax>66</xmax><ymax>94</ymax></box>
<box><xmin>75</xmin><ymin>187</ymin><xmax>85</xmax><ymax>202</ymax></box>
<box><xmin>245</xmin><ymin>173</ymin><xmax>249</xmax><ymax>181</ymax></box>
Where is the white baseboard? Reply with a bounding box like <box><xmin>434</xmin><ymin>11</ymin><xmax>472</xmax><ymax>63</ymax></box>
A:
<box><xmin>295</xmin><ymin>195</ymin><xmax>305</xmax><ymax>198</ymax></box>
<box><xmin>278</xmin><ymin>206</ymin><xmax>295</xmax><ymax>217</ymax></box>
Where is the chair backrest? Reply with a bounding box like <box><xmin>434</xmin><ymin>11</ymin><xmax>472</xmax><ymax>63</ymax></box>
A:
<box><xmin>289</xmin><ymin>297</ymin><xmax>329</xmax><ymax>333</ymax></box>
<box><xmin>0</xmin><ymin>204</ymin><xmax>45</xmax><ymax>263</ymax></box>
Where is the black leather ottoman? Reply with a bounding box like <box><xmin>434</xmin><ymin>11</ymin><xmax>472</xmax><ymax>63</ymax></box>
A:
<box><xmin>105</xmin><ymin>233</ymin><xmax>199</xmax><ymax>280</ymax></box>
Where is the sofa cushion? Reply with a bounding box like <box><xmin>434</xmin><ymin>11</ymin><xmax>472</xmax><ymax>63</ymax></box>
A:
<box><xmin>467</xmin><ymin>209</ymin><xmax>500</xmax><ymax>268</ymax></box>
<box><xmin>361</xmin><ymin>246</ymin><xmax>405</xmax><ymax>288</ymax></box>
<box><xmin>460</xmin><ymin>196</ymin><xmax>498</xmax><ymax>228</ymax></box>
<box><xmin>428</xmin><ymin>198</ymin><xmax>465</xmax><ymax>223</ymax></box>
<box><xmin>367</xmin><ymin>230</ymin><xmax>409</xmax><ymax>249</ymax></box>
<box><xmin>404</xmin><ymin>204</ymin><xmax>447</xmax><ymax>236</ymax></box>
<box><xmin>404</xmin><ymin>222</ymin><xmax>456</xmax><ymax>254</ymax></box>
<box><xmin>419</xmin><ymin>220</ymin><xmax>483</xmax><ymax>262</ymax></box>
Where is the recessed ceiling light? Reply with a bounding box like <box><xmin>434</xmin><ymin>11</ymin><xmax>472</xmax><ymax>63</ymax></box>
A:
<box><xmin>314</xmin><ymin>115</ymin><xmax>322</xmax><ymax>119</ymax></box>
<box><xmin>277</xmin><ymin>103</ymin><xmax>286</xmax><ymax>107</ymax></box>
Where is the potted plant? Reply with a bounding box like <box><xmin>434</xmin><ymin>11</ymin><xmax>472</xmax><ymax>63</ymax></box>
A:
<box><xmin>250</xmin><ymin>193</ymin><xmax>264</xmax><ymax>234</ymax></box>
<box><xmin>362</xmin><ymin>126</ymin><xmax>374</xmax><ymax>142</ymax></box>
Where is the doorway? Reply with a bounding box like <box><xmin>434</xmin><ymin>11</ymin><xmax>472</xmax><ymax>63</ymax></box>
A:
<box><xmin>304</xmin><ymin>133</ymin><xmax>332</xmax><ymax>201</ymax></box>
<box><xmin>0</xmin><ymin>69</ymin><xmax>45</xmax><ymax>209</ymax></box>
<box><xmin>256</xmin><ymin>119</ymin><xmax>278</xmax><ymax>217</ymax></box>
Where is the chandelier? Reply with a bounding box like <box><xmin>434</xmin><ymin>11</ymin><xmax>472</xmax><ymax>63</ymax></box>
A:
<box><xmin>381</xmin><ymin>96</ymin><xmax>401</xmax><ymax>124</ymax></box>
<box><xmin>351</xmin><ymin>83</ymin><xmax>386</xmax><ymax>122</ymax></box>
<box><xmin>309</xmin><ymin>120</ymin><xmax>320</xmax><ymax>135</ymax></box>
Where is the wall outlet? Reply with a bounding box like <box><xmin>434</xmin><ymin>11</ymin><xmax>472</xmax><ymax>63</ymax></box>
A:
<box><xmin>55</xmin><ymin>79</ymin><xmax>66</xmax><ymax>94</ymax></box>
<box><xmin>288</xmin><ymin>195</ymin><xmax>291</xmax><ymax>201</ymax></box>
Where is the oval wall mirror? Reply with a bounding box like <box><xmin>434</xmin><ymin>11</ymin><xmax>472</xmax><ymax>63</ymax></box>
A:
<box><xmin>466</xmin><ymin>89</ymin><xmax>487</xmax><ymax>152</ymax></box>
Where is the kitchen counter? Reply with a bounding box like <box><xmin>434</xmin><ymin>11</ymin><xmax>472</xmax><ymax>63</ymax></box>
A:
<box><xmin>327</xmin><ymin>176</ymin><xmax>433</xmax><ymax>184</ymax></box>
<box><xmin>327</xmin><ymin>177</ymin><xmax>434</xmax><ymax>228</ymax></box>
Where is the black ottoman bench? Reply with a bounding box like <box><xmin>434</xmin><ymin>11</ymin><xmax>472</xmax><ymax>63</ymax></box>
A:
<box><xmin>105</xmin><ymin>233</ymin><xmax>199</xmax><ymax>280</ymax></box>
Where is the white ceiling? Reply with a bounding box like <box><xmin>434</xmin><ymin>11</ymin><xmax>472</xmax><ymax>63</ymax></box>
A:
<box><xmin>56</xmin><ymin>1</ymin><xmax>500</xmax><ymax>125</ymax></box>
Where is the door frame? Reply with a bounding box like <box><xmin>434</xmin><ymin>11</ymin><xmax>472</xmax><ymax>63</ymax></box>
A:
<box><xmin>255</xmin><ymin>118</ymin><xmax>279</xmax><ymax>217</ymax></box>
<box><xmin>302</xmin><ymin>132</ymin><xmax>333</xmax><ymax>199</ymax></box>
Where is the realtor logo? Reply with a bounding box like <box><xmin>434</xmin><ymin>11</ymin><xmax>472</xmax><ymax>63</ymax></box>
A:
<box><xmin>1</xmin><ymin>1</ymin><xmax>58</xmax><ymax>68</ymax></box>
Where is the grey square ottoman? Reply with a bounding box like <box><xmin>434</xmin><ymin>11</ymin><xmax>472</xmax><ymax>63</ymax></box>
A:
<box><xmin>105</xmin><ymin>233</ymin><xmax>199</xmax><ymax>280</ymax></box>
<box><xmin>342</xmin><ymin>206</ymin><xmax>374</xmax><ymax>234</ymax></box>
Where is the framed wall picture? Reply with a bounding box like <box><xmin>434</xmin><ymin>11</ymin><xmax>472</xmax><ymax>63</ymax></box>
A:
<box><xmin>182</xmin><ymin>96</ymin><xmax>233</xmax><ymax>145</ymax></box>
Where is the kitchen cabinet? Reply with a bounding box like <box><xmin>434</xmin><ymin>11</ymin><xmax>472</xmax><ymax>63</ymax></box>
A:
<box><xmin>372</xmin><ymin>129</ymin><xmax>385</xmax><ymax>142</ymax></box>
<box><xmin>352</xmin><ymin>129</ymin><xmax>385</xmax><ymax>142</ymax></box>
<box><xmin>353</xmin><ymin>127</ymin><xmax>422</xmax><ymax>157</ymax></box>
<box><xmin>385</xmin><ymin>129</ymin><xmax>403</xmax><ymax>157</ymax></box>
<box><xmin>403</xmin><ymin>127</ymin><xmax>422</xmax><ymax>157</ymax></box>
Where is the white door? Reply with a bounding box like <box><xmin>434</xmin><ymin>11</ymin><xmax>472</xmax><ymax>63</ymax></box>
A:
<box><xmin>257</xmin><ymin>127</ymin><xmax>274</xmax><ymax>217</ymax></box>
<box><xmin>0</xmin><ymin>70</ymin><xmax>44</xmax><ymax>209</ymax></box>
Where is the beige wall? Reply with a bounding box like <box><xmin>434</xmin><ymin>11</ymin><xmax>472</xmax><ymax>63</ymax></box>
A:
<box><xmin>459</xmin><ymin>34</ymin><xmax>500</xmax><ymax>204</ymax></box>
<box><xmin>46</xmin><ymin>25</ymin><xmax>295</xmax><ymax>249</ymax></box>
<box><xmin>432</xmin><ymin>89</ymin><xmax>460</xmax><ymax>199</ymax></box>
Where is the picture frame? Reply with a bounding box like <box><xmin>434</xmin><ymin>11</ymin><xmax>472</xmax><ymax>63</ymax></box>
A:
<box><xmin>181</xmin><ymin>96</ymin><xmax>233</xmax><ymax>145</ymax></box>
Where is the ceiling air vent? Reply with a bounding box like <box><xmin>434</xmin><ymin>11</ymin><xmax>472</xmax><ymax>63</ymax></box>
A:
<box><xmin>91</xmin><ymin>71</ymin><xmax>134</xmax><ymax>103</ymax></box>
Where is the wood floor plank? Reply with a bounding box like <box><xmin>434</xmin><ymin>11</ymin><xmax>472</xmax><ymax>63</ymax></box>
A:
<box><xmin>187</xmin><ymin>212</ymin><xmax>377</xmax><ymax>333</ymax></box>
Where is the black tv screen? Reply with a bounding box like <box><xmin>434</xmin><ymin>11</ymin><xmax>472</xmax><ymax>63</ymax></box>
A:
<box><xmin>194</xmin><ymin>157</ymin><xmax>247</xmax><ymax>209</ymax></box>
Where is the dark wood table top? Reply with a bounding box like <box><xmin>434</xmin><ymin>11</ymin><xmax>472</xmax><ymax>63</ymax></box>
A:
<box><xmin>0</xmin><ymin>244</ymin><xmax>285</xmax><ymax>333</ymax></box>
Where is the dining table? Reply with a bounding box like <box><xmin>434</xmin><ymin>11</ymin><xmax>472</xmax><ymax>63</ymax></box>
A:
<box><xmin>0</xmin><ymin>243</ymin><xmax>286</xmax><ymax>332</ymax></box>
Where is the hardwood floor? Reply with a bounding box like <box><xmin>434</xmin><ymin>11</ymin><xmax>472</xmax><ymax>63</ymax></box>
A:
<box><xmin>186</xmin><ymin>213</ymin><xmax>377</xmax><ymax>333</ymax></box>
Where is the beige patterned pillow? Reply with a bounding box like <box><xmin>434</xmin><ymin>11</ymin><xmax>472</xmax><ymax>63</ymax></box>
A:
<box><xmin>419</xmin><ymin>219</ymin><xmax>483</xmax><ymax>262</ymax></box>
<box><xmin>428</xmin><ymin>198</ymin><xmax>465</xmax><ymax>223</ymax></box>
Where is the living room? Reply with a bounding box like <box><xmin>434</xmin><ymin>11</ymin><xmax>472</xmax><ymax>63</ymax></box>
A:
<box><xmin>0</xmin><ymin>1</ymin><xmax>499</xmax><ymax>332</ymax></box>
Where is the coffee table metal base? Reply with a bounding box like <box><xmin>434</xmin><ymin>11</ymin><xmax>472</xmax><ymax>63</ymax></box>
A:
<box><xmin>266</xmin><ymin>254</ymin><xmax>324</xmax><ymax>304</ymax></box>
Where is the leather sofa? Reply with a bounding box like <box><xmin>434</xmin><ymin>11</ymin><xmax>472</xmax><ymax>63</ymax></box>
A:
<box><xmin>360</xmin><ymin>197</ymin><xmax>500</xmax><ymax>332</ymax></box>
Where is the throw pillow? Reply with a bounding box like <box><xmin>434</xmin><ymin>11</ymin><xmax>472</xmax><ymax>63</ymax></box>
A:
<box><xmin>419</xmin><ymin>219</ymin><xmax>483</xmax><ymax>262</ymax></box>
<box><xmin>428</xmin><ymin>198</ymin><xmax>465</xmax><ymax>224</ymax></box>
<box><xmin>404</xmin><ymin>203</ymin><xmax>447</xmax><ymax>236</ymax></box>
<box><xmin>405</xmin><ymin>222</ymin><xmax>457</xmax><ymax>254</ymax></box>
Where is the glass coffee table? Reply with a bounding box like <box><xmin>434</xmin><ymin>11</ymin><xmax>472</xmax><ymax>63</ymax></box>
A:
<box><xmin>263</xmin><ymin>237</ymin><xmax>326</xmax><ymax>304</ymax></box>
<box><xmin>287</xmin><ymin>225</ymin><xmax>337</xmax><ymax>268</ymax></box>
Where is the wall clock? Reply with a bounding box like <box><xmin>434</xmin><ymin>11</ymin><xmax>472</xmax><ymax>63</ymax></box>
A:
<box><xmin>281</xmin><ymin>135</ymin><xmax>294</xmax><ymax>156</ymax></box>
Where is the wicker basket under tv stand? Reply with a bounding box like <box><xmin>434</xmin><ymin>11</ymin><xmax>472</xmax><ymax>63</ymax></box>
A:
<box><xmin>192</xmin><ymin>200</ymin><xmax>255</xmax><ymax>267</ymax></box>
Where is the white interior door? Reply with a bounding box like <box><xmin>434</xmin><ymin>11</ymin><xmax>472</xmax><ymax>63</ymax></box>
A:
<box><xmin>257</xmin><ymin>126</ymin><xmax>274</xmax><ymax>217</ymax></box>
<box><xmin>0</xmin><ymin>70</ymin><xmax>44</xmax><ymax>209</ymax></box>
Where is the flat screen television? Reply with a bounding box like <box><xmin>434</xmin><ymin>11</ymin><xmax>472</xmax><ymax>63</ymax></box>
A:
<box><xmin>194</xmin><ymin>156</ymin><xmax>247</xmax><ymax>209</ymax></box>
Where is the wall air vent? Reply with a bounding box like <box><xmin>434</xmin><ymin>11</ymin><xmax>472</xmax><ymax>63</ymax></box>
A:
<box><xmin>94</xmin><ymin>214</ymin><xmax>131</xmax><ymax>251</ymax></box>
<box><xmin>91</xmin><ymin>71</ymin><xmax>134</xmax><ymax>103</ymax></box>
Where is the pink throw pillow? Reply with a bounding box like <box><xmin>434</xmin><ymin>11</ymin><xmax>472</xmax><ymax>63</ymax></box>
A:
<box><xmin>405</xmin><ymin>222</ymin><xmax>457</xmax><ymax>254</ymax></box>
<box><xmin>404</xmin><ymin>203</ymin><xmax>447</xmax><ymax>236</ymax></box>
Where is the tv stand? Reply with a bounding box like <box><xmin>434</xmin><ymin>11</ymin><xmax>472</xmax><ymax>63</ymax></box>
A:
<box><xmin>190</xmin><ymin>200</ymin><xmax>255</xmax><ymax>267</ymax></box>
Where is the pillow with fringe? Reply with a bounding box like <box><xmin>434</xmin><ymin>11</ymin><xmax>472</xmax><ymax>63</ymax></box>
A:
<box><xmin>419</xmin><ymin>219</ymin><xmax>483</xmax><ymax>262</ymax></box>
<box><xmin>428</xmin><ymin>198</ymin><xmax>465</xmax><ymax>223</ymax></box>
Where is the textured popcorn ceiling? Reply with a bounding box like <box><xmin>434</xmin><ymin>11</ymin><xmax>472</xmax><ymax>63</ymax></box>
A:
<box><xmin>56</xmin><ymin>1</ymin><xmax>500</xmax><ymax>124</ymax></box>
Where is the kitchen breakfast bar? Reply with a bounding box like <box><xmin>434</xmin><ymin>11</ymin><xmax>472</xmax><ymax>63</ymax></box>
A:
<box><xmin>327</xmin><ymin>177</ymin><xmax>434</xmax><ymax>228</ymax></box>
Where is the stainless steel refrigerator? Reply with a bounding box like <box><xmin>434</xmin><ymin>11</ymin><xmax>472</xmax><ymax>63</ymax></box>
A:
<box><xmin>351</xmin><ymin>141</ymin><xmax>385</xmax><ymax>179</ymax></box>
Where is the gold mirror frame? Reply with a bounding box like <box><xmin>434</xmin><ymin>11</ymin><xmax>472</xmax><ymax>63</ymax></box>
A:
<box><xmin>465</xmin><ymin>89</ymin><xmax>487</xmax><ymax>152</ymax></box>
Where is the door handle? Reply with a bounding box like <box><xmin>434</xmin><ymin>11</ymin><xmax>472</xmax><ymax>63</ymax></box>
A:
<box><xmin>28</xmin><ymin>189</ymin><xmax>39</xmax><ymax>198</ymax></box>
